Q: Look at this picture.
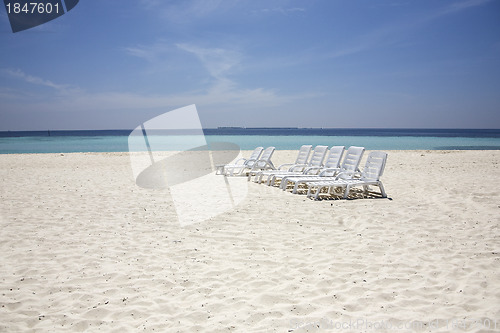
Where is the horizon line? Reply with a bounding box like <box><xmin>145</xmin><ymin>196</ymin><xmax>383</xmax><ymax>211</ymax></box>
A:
<box><xmin>1</xmin><ymin>127</ymin><xmax>500</xmax><ymax>132</ymax></box>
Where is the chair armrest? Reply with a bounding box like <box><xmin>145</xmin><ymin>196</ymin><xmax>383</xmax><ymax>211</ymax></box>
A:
<box><xmin>303</xmin><ymin>166</ymin><xmax>322</xmax><ymax>174</ymax></box>
<box><xmin>234</xmin><ymin>158</ymin><xmax>247</xmax><ymax>165</ymax></box>
<box><xmin>250</xmin><ymin>160</ymin><xmax>275</xmax><ymax>171</ymax></box>
<box><xmin>277</xmin><ymin>163</ymin><xmax>294</xmax><ymax>170</ymax></box>
<box><xmin>289</xmin><ymin>164</ymin><xmax>307</xmax><ymax>172</ymax></box>
<box><xmin>335</xmin><ymin>170</ymin><xmax>361</xmax><ymax>180</ymax></box>
<box><xmin>319</xmin><ymin>168</ymin><xmax>339</xmax><ymax>176</ymax></box>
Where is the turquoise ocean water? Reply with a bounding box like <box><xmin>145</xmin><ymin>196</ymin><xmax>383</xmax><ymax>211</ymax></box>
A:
<box><xmin>1</xmin><ymin>129</ymin><xmax>500</xmax><ymax>154</ymax></box>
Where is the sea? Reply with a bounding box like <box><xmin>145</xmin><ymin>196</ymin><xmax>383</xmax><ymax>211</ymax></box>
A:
<box><xmin>1</xmin><ymin>128</ymin><xmax>500</xmax><ymax>154</ymax></box>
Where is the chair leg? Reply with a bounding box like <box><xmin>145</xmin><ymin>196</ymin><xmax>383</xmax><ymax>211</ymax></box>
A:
<box><xmin>233</xmin><ymin>166</ymin><xmax>243</xmax><ymax>176</ymax></box>
<box><xmin>279</xmin><ymin>177</ymin><xmax>287</xmax><ymax>190</ymax></box>
<box><xmin>363</xmin><ymin>185</ymin><xmax>369</xmax><ymax>196</ymax></box>
<box><xmin>328</xmin><ymin>186</ymin><xmax>335</xmax><ymax>196</ymax></box>
<box><xmin>378</xmin><ymin>182</ymin><xmax>387</xmax><ymax>198</ymax></box>
<box><xmin>258</xmin><ymin>173</ymin><xmax>264</xmax><ymax>183</ymax></box>
<box><xmin>292</xmin><ymin>181</ymin><xmax>300</xmax><ymax>194</ymax></box>
<box><xmin>306</xmin><ymin>186</ymin><xmax>314</xmax><ymax>198</ymax></box>
<box><xmin>314</xmin><ymin>186</ymin><xmax>324</xmax><ymax>200</ymax></box>
<box><xmin>251</xmin><ymin>173</ymin><xmax>256</xmax><ymax>182</ymax></box>
<box><xmin>343</xmin><ymin>184</ymin><xmax>352</xmax><ymax>199</ymax></box>
<box><xmin>255</xmin><ymin>172</ymin><xmax>263</xmax><ymax>183</ymax></box>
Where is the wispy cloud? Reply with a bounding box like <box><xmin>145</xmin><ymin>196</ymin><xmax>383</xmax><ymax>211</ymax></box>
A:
<box><xmin>2</xmin><ymin>56</ymin><xmax>316</xmax><ymax>122</ymax></box>
<box><xmin>327</xmin><ymin>43</ymin><xmax>375</xmax><ymax>60</ymax></box>
<box><xmin>258</xmin><ymin>7</ymin><xmax>306</xmax><ymax>15</ymax></box>
<box><xmin>370</xmin><ymin>1</ymin><xmax>412</xmax><ymax>8</ymax></box>
<box><xmin>138</xmin><ymin>0</ymin><xmax>161</xmax><ymax>9</ymax></box>
<box><xmin>173</xmin><ymin>43</ymin><xmax>312</xmax><ymax>107</ymax></box>
<box><xmin>176</xmin><ymin>43</ymin><xmax>240</xmax><ymax>78</ymax></box>
<box><xmin>427</xmin><ymin>0</ymin><xmax>493</xmax><ymax>20</ymax></box>
<box><xmin>178</xmin><ymin>0</ymin><xmax>226</xmax><ymax>17</ymax></box>
<box><xmin>324</xmin><ymin>0</ymin><xmax>494</xmax><ymax>61</ymax></box>
<box><xmin>3</xmin><ymin>68</ymin><xmax>80</xmax><ymax>94</ymax></box>
<box><xmin>125</xmin><ymin>41</ymin><xmax>171</xmax><ymax>63</ymax></box>
<box><xmin>325</xmin><ymin>25</ymin><xmax>401</xmax><ymax>60</ymax></box>
<box><xmin>445</xmin><ymin>0</ymin><xmax>492</xmax><ymax>13</ymax></box>
<box><xmin>2</xmin><ymin>79</ymin><xmax>303</xmax><ymax>115</ymax></box>
<box><xmin>139</xmin><ymin>0</ymin><xmax>232</xmax><ymax>22</ymax></box>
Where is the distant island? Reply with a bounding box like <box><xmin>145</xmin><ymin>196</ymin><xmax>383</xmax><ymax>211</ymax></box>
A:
<box><xmin>217</xmin><ymin>127</ymin><xmax>300</xmax><ymax>130</ymax></box>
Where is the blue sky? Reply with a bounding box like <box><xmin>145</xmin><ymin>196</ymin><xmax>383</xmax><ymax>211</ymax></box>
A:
<box><xmin>1</xmin><ymin>0</ymin><xmax>499</xmax><ymax>130</ymax></box>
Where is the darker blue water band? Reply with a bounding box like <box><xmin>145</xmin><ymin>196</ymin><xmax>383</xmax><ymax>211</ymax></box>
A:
<box><xmin>1</xmin><ymin>128</ymin><xmax>500</xmax><ymax>138</ymax></box>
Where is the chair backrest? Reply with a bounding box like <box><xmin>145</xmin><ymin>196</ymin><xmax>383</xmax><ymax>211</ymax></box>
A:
<box><xmin>308</xmin><ymin>145</ymin><xmax>328</xmax><ymax>167</ymax></box>
<box><xmin>255</xmin><ymin>146</ymin><xmax>275</xmax><ymax>168</ymax></box>
<box><xmin>337</xmin><ymin>146</ymin><xmax>365</xmax><ymax>178</ymax></box>
<box><xmin>249</xmin><ymin>147</ymin><xmax>264</xmax><ymax>160</ymax></box>
<box><xmin>323</xmin><ymin>146</ymin><xmax>345</xmax><ymax>168</ymax></box>
<box><xmin>245</xmin><ymin>146</ymin><xmax>264</xmax><ymax>167</ymax></box>
<box><xmin>360</xmin><ymin>151</ymin><xmax>388</xmax><ymax>181</ymax></box>
<box><xmin>295</xmin><ymin>145</ymin><xmax>312</xmax><ymax>165</ymax></box>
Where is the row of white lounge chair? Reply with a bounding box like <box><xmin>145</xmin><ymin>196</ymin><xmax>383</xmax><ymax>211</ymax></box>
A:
<box><xmin>216</xmin><ymin>145</ymin><xmax>387</xmax><ymax>200</ymax></box>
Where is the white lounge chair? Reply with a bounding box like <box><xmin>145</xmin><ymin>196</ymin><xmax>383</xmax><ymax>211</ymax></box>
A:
<box><xmin>216</xmin><ymin>146</ymin><xmax>263</xmax><ymax>175</ymax></box>
<box><xmin>295</xmin><ymin>146</ymin><xmax>345</xmax><ymax>176</ymax></box>
<box><xmin>245</xmin><ymin>146</ymin><xmax>276</xmax><ymax>175</ymax></box>
<box><xmin>249</xmin><ymin>145</ymin><xmax>312</xmax><ymax>182</ymax></box>
<box><xmin>279</xmin><ymin>146</ymin><xmax>345</xmax><ymax>192</ymax></box>
<box><xmin>306</xmin><ymin>151</ymin><xmax>388</xmax><ymax>200</ymax></box>
<box><xmin>280</xmin><ymin>146</ymin><xmax>365</xmax><ymax>193</ymax></box>
<box><xmin>265</xmin><ymin>145</ymin><xmax>329</xmax><ymax>186</ymax></box>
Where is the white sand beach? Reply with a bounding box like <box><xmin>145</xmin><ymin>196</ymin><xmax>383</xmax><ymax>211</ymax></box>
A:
<box><xmin>0</xmin><ymin>150</ymin><xmax>499</xmax><ymax>332</ymax></box>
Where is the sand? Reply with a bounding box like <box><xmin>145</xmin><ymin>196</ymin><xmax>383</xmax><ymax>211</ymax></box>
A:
<box><xmin>0</xmin><ymin>150</ymin><xmax>499</xmax><ymax>332</ymax></box>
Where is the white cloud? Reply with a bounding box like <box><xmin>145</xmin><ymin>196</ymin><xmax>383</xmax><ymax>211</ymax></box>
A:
<box><xmin>125</xmin><ymin>42</ymin><xmax>171</xmax><ymax>63</ymax></box>
<box><xmin>258</xmin><ymin>7</ymin><xmax>306</xmax><ymax>15</ymax></box>
<box><xmin>176</xmin><ymin>43</ymin><xmax>240</xmax><ymax>78</ymax></box>
<box><xmin>2</xmin><ymin>38</ymin><xmax>319</xmax><ymax>128</ymax></box>
<box><xmin>123</xmin><ymin>42</ymin><xmax>315</xmax><ymax>108</ymax></box>
<box><xmin>3</xmin><ymin>68</ymin><xmax>80</xmax><ymax>95</ymax></box>
<box><xmin>183</xmin><ymin>0</ymin><xmax>226</xmax><ymax>17</ymax></box>
<box><xmin>324</xmin><ymin>0</ymin><xmax>494</xmax><ymax>61</ymax></box>
<box><xmin>139</xmin><ymin>0</ymin><xmax>232</xmax><ymax>22</ymax></box>
<box><xmin>445</xmin><ymin>0</ymin><xmax>492</xmax><ymax>13</ymax></box>
<box><xmin>425</xmin><ymin>0</ymin><xmax>493</xmax><ymax>20</ymax></box>
<box><xmin>172</xmin><ymin>43</ymin><xmax>319</xmax><ymax>107</ymax></box>
<box><xmin>2</xmin><ymin>61</ymin><xmax>317</xmax><ymax>120</ymax></box>
<box><xmin>138</xmin><ymin>0</ymin><xmax>161</xmax><ymax>9</ymax></box>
